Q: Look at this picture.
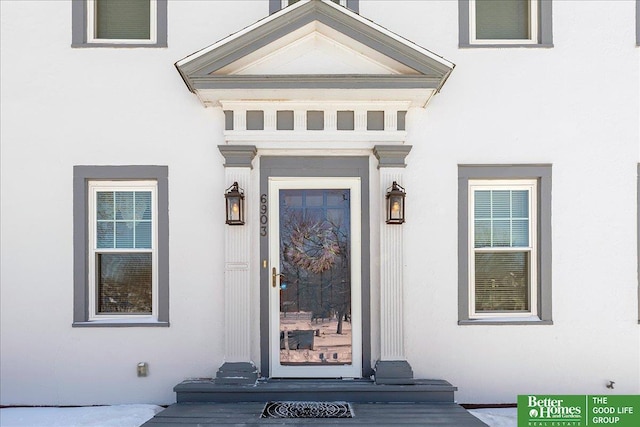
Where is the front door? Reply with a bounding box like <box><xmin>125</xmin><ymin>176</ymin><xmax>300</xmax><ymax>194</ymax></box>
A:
<box><xmin>268</xmin><ymin>177</ymin><xmax>362</xmax><ymax>378</ymax></box>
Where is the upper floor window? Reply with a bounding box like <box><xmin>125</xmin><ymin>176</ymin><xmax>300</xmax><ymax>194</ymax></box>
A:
<box><xmin>459</xmin><ymin>0</ymin><xmax>553</xmax><ymax>48</ymax></box>
<box><xmin>88</xmin><ymin>0</ymin><xmax>155</xmax><ymax>44</ymax></box>
<box><xmin>284</xmin><ymin>0</ymin><xmax>346</xmax><ymax>7</ymax></box>
<box><xmin>471</xmin><ymin>0</ymin><xmax>537</xmax><ymax>44</ymax></box>
<box><xmin>72</xmin><ymin>0</ymin><xmax>168</xmax><ymax>48</ymax></box>
<box><xmin>270</xmin><ymin>0</ymin><xmax>358</xmax><ymax>14</ymax></box>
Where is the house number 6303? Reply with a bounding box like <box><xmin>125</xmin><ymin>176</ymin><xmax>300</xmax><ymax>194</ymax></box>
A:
<box><xmin>260</xmin><ymin>194</ymin><xmax>268</xmax><ymax>236</ymax></box>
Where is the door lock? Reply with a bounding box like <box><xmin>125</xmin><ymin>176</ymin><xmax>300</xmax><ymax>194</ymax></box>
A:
<box><xmin>271</xmin><ymin>267</ymin><xmax>285</xmax><ymax>288</ymax></box>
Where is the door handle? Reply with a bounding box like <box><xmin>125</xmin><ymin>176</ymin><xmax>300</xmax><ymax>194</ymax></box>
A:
<box><xmin>272</xmin><ymin>267</ymin><xmax>285</xmax><ymax>288</ymax></box>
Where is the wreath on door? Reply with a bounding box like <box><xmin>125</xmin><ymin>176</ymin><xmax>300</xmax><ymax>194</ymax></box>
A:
<box><xmin>285</xmin><ymin>219</ymin><xmax>340</xmax><ymax>274</ymax></box>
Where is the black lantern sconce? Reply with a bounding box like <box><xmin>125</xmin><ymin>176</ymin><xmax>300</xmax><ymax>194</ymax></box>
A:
<box><xmin>224</xmin><ymin>182</ymin><xmax>245</xmax><ymax>225</ymax></box>
<box><xmin>385</xmin><ymin>181</ymin><xmax>406</xmax><ymax>224</ymax></box>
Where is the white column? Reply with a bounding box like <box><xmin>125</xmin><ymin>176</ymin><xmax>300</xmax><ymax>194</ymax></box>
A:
<box><xmin>373</xmin><ymin>145</ymin><xmax>414</xmax><ymax>384</ymax></box>
<box><xmin>216</xmin><ymin>145</ymin><xmax>258</xmax><ymax>384</ymax></box>
<box><xmin>224</xmin><ymin>167</ymin><xmax>251</xmax><ymax>361</ymax></box>
<box><xmin>379</xmin><ymin>168</ymin><xmax>406</xmax><ymax>361</ymax></box>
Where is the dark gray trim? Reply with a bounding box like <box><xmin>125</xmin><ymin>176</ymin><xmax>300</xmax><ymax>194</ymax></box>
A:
<box><xmin>224</xmin><ymin>111</ymin><xmax>234</xmax><ymax>130</ymax></box>
<box><xmin>173</xmin><ymin>378</ymin><xmax>458</xmax><ymax>404</ymax></box>
<box><xmin>269</xmin><ymin>0</ymin><xmax>279</xmax><ymax>15</ymax></box>
<box><xmin>373</xmin><ymin>145</ymin><xmax>412</xmax><ymax>168</ymax></box>
<box><xmin>277</xmin><ymin>111</ymin><xmax>294</xmax><ymax>130</ymax></box>
<box><xmin>247</xmin><ymin>111</ymin><xmax>265</xmax><ymax>131</ymax></box>
<box><xmin>215</xmin><ymin>362</ymin><xmax>259</xmax><ymax>385</ymax></box>
<box><xmin>307</xmin><ymin>111</ymin><xmax>324</xmax><ymax>130</ymax></box>
<box><xmin>397</xmin><ymin>111</ymin><xmax>407</xmax><ymax>131</ymax></box>
<box><xmin>457</xmin><ymin>164</ymin><xmax>552</xmax><ymax>325</ymax></box>
<box><xmin>346</xmin><ymin>0</ymin><xmax>359</xmax><ymax>14</ymax></box>
<box><xmin>270</xmin><ymin>0</ymin><xmax>359</xmax><ymax>15</ymax></box>
<box><xmin>374</xmin><ymin>360</ymin><xmax>414</xmax><ymax>385</ymax></box>
<box><xmin>260</xmin><ymin>156</ymin><xmax>372</xmax><ymax>378</ymax></box>
<box><xmin>337</xmin><ymin>111</ymin><xmax>355</xmax><ymax>131</ymax></box>
<box><xmin>72</xmin><ymin>0</ymin><xmax>168</xmax><ymax>48</ymax></box>
<box><xmin>187</xmin><ymin>75</ymin><xmax>444</xmax><ymax>91</ymax></box>
<box><xmin>367</xmin><ymin>111</ymin><xmax>384</xmax><ymax>131</ymax></box>
<box><xmin>176</xmin><ymin>0</ymin><xmax>453</xmax><ymax>94</ymax></box>
<box><xmin>637</xmin><ymin>0</ymin><xmax>640</xmax><ymax>46</ymax></box>
<box><xmin>218</xmin><ymin>145</ymin><xmax>258</xmax><ymax>168</ymax></box>
<box><xmin>459</xmin><ymin>0</ymin><xmax>553</xmax><ymax>48</ymax></box>
<box><xmin>73</xmin><ymin>165</ymin><xmax>169</xmax><ymax>327</ymax></box>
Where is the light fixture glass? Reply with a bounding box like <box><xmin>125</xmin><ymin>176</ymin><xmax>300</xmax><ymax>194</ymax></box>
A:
<box><xmin>385</xmin><ymin>181</ymin><xmax>406</xmax><ymax>224</ymax></box>
<box><xmin>225</xmin><ymin>182</ymin><xmax>245</xmax><ymax>225</ymax></box>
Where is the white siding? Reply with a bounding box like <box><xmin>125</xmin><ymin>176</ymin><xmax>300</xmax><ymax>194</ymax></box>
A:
<box><xmin>1</xmin><ymin>0</ymin><xmax>638</xmax><ymax>405</ymax></box>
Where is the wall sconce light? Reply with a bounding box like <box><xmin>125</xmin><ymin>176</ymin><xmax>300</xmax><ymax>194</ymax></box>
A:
<box><xmin>225</xmin><ymin>182</ymin><xmax>245</xmax><ymax>225</ymax></box>
<box><xmin>386</xmin><ymin>181</ymin><xmax>406</xmax><ymax>224</ymax></box>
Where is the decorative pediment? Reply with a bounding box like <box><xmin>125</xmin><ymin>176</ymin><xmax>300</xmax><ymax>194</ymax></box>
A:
<box><xmin>175</xmin><ymin>0</ymin><xmax>454</xmax><ymax>108</ymax></box>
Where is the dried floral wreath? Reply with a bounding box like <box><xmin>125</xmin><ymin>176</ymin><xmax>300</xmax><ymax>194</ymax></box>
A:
<box><xmin>285</xmin><ymin>219</ymin><xmax>340</xmax><ymax>274</ymax></box>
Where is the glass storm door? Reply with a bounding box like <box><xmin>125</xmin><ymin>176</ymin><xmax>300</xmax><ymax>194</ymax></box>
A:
<box><xmin>269</xmin><ymin>177</ymin><xmax>362</xmax><ymax>378</ymax></box>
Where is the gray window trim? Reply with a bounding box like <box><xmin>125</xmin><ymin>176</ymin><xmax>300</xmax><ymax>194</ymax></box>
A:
<box><xmin>73</xmin><ymin>165</ymin><xmax>169</xmax><ymax>327</ymax></box>
<box><xmin>637</xmin><ymin>0</ymin><xmax>640</xmax><ymax>46</ymax></box>
<box><xmin>269</xmin><ymin>0</ymin><xmax>359</xmax><ymax>14</ymax></box>
<box><xmin>458</xmin><ymin>165</ymin><xmax>552</xmax><ymax>325</ymax></box>
<box><xmin>459</xmin><ymin>0</ymin><xmax>553</xmax><ymax>48</ymax></box>
<box><xmin>71</xmin><ymin>0</ymin><xmax>168</xmax><ymax>48</ymax></box>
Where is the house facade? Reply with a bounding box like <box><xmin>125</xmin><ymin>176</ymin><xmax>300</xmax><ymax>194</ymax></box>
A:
<box><xmin>1</xmin><ymin>0</ymin><xmax>639</xmax><ymax>405</ymax></box>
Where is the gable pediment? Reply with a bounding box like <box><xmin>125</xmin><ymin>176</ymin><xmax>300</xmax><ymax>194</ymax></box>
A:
<box><xmin>175</xmin><ymin>0</ymin><xmax>454</xmax><ymax>107</ymax></box>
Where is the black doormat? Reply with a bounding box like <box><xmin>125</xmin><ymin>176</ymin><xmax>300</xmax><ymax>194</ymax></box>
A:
<box><xmin>261</xmin><ymin>401</ymin><xmax>353</xmax><ymax>418</ymax></box>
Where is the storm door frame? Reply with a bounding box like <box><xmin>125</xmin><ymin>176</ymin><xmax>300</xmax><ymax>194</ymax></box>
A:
<box><xmin>260</xmin><ymin>156</ymin><xmax>371</xmax><ymax>378</ymax></box>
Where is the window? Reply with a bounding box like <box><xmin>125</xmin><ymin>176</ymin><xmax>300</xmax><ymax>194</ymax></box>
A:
<box><xmin>459</xmin><ymin>0</ymin><xmax>553</xmax><ymax>47</ymax></box>
<box><xmin>458</xmin><ymin>165</ymin><xmax>552</xmax><ymax>324</ymax></box>
<box><xmin>284</xmin><ymin>0</ymin><xmax>346</xmax><ymax>7</ymax></box>
<box><xmin>270</xmin><ymin>0</ymin><xmax>358</xmax><ymax>14</ymax></box>
<box><xmin>72</xmin><ymin>0</ymin><xmax>167</xmax><ymax>47</ymax></box>
<box><xmin>469</xmin><ymin>180</ymin><xmax>536</xmax><ymax>318</ymax></box>
<box><xmin>74</xmin><ymin>166</ymin><xmax>169</xmax><ymax>326</ymax></box>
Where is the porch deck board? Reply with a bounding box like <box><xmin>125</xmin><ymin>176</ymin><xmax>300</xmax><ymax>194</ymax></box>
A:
<box><xmin>174</xmin><ymin>378</ymin><xmax>457</xmax><ymax>403</ymax></box>
<box><xmin>142</xmin><ymin>402</ymin><xmax>488</xmax><ymax>426</ymax></box>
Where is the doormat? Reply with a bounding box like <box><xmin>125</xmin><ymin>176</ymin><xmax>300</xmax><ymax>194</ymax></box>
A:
<box><xmin>261</xmin><ymin>401</ymin><xmax>353</xmax><ymax>418</ymax></box>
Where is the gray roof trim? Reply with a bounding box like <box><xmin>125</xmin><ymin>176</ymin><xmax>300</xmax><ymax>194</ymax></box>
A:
<box><xmin>191</xmin><ymin>75</ymin><xmax>443</xmax><ymax>90</ymax></box>
<box><xmin>176</xmin><ymin>0</ymin><xmax>453</xmax><ymax>94</ymax></box>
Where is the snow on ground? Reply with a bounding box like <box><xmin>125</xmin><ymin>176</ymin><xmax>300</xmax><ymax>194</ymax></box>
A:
<box><xmin>468</xmin><ymin>407</ymin><xmax>517</xmax><ymax>427</ymax></box>
<box><xmin>0</xmin><ymin>404</ymin><xmax>163</xmax><ymax>427</ymax></box>
<box><xmin>0</xmin><ymin>404</ymin><xmax>516</xmax><ymax>427</ymax></box>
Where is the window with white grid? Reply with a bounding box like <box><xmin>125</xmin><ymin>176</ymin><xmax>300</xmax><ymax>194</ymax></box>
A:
<box><xmin>88</xmin><ymin>180</ymin><xmax>158</xmax><ymax>320</ymax></box>
<box><xmin>469</xmin><ymin>179</ymin><xmax>537</xmax><ymax>318</ymax></box>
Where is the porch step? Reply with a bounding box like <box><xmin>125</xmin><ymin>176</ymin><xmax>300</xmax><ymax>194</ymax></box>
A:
<box><xmin>174</xmin><ymin>378</ymin><xmax>457</xmax><ymax>404</ymax></box>
<box><xmin>142</xmin><ymin>402</ymin><xmax>488</xmax><ymax>426</ymax></box>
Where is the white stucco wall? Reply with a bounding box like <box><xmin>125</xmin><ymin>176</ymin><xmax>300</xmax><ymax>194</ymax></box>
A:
<box><xmin>1</xmin><ymin>0</ymin><xmax>638</xmax><ymax>405</ymax></box>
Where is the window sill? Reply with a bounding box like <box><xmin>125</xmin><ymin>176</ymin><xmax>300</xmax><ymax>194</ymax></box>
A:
<box><xmin>73</xmin><ymin>320</ymin><xmax>169</xmax><ymax>328</ymax></box>
<box><xmin>459</xmin><ymin>43</ymin><xmax>554</xmax><ymax>49</ymax></box>
<box><xmin>71</xmin><ymin>43</ymin><xmax>167</xmax><ymax>49</ymax></box>
<box><xmin>459</xmin><ymin>317</ymin><xmax>553</xmax><ymax>326</ymax></box>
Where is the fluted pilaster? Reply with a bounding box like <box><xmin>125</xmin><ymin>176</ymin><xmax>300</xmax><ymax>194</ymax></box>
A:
<box><xmin>216</xmin><ymin>145</ymin><xmax>258</xmax><ymax>384</ymax></box>
<box><xmin>373</xmin><ymin>145</ymin><xmax>414</xmax><ymax>384</ymax></box>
